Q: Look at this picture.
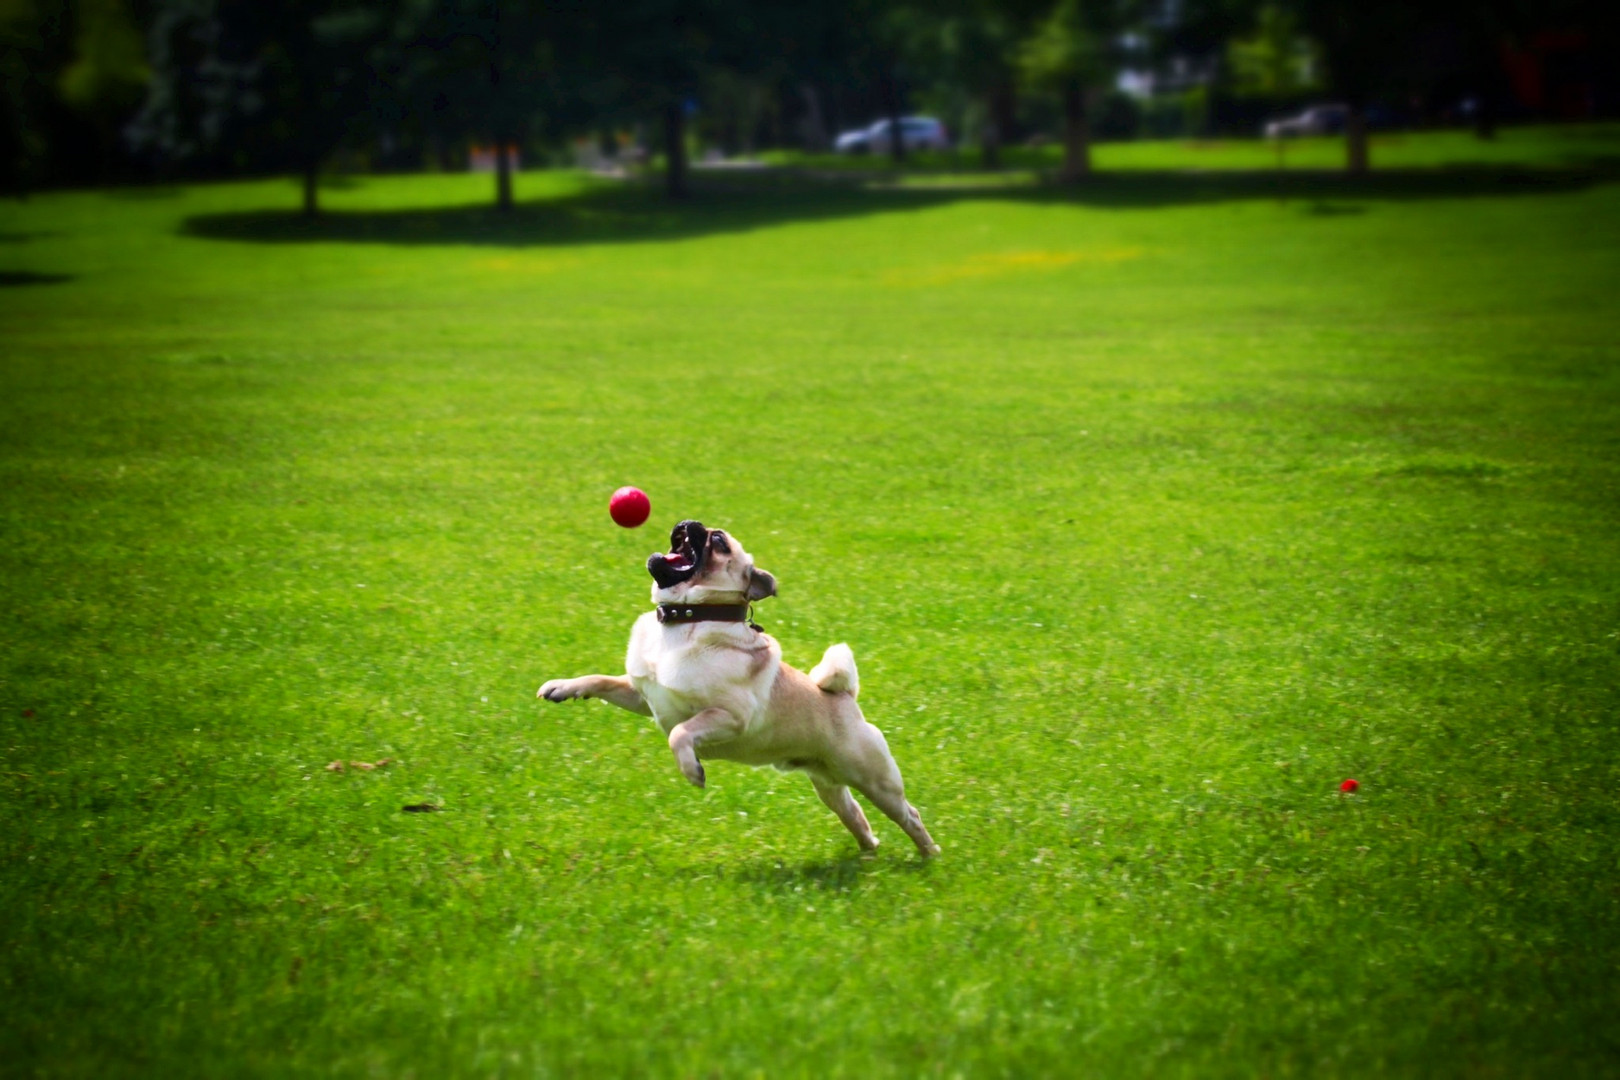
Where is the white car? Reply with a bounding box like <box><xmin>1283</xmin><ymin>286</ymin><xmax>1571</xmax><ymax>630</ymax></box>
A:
<box><xmin>834</xmin><ymin>116</ymin><xmax>950</xmax><ymax>154</ymax></box>
<box><xmin>1264</xmin><ymin>104</ymin><xmax>1349</xmax><ymax>138</ymax></box>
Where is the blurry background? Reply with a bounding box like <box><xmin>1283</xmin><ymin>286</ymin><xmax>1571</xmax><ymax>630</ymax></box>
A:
<box><xmin>4</xmin><ymin>0</ymin><xmax>1618</xmax><ymax>203</ymax></box>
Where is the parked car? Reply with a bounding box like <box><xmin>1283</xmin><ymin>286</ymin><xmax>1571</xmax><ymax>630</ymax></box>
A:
<box><xmin>834</xmin><ymin>116</ymin><xmax>950</xmax><ymax>154</ymax></box>
<box><xmin>1264</xmin><ymin>104</ymin><xmax>1349</xmax><ymax>138</ymax></box>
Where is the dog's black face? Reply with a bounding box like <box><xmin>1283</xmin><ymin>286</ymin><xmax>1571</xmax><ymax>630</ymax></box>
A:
<box><xmin>647</xmin><ymin>519</ymin><xmax>709</xmax><ymax>589</ymax></box>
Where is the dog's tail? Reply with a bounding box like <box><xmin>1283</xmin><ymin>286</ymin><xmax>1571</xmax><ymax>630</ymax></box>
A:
<box><xmin>810</xmin><ymin>643</ymin><xmax>859</xmax><ymax>698</ymax></box>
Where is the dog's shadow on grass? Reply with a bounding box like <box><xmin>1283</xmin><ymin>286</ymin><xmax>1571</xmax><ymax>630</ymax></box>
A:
<box><xmin>731</xmin><ymin>850</ymin><xmax>934</xmax><ymax>893</ymax></box>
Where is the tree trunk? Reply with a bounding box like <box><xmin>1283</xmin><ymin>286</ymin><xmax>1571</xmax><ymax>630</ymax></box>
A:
<box><xmin>799</xmin><ymin>83</ymin><xmax>827</xmax><ymax>152</ymax></box>
<box><xmin>487</xmin><ymin>5</ymin><xmax>512</xmax><ymax>210</ymax></box>
<box><xmin>993</xmin><ymin>82</ymin><xmax>1017</xmax><ymax>149</ymax></box>
<box><xmin>302</xmin><ymin>160</ymin><xmax>319</xmax><ymax>217</ymax></box>
<box><xmin>1061</xmin><ymin>81</ymin><xmax>1091</xmax><ymax>182</ymax></box>
<box><xmin>664</xmin><ymin>101</ymin><xmax>688</xmax><ymax>199</ymax></box>
<box><xmin>980</xmin><ymin>91</ymin><xmax>1001</xmax><ymax>170</ymax></box>
<box><xmin>1473</xmin><ymin>87</ymin><xmax>1497</xmax><ymax>140</ymax></box>
<box><xmin>1345</xmin><ymin>105</ymin><xmax>1369</xmax><ymax>174</ymax></box>
<box><xmin>886</xmin><ymin>71</ymin><xmax>907</xmax><ymax>164</ymax></box>
<box><xmin>494</xmin><ymin>134</ymin><xmax>514</xmax><ymax>211</ymax></box>
<box><xmin>980</xmin><ymin>121</ymin><xmax>1000</xmax><ymax>169</ymax></box>
<box><xmin>981</xmin><ymin>81</ymin><xmax>1016</xmax><ymax>170</ymax></box>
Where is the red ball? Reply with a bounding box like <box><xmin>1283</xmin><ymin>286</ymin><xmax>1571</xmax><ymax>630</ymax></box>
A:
<box><xmin>609</xmin><ymin>486</ymin><xmax>650</xmax><ymax>528</ymax></box>
<box><xmin>1340</xmin><ymin>778</ymin><xmax>1360</xmax><ymax>794</ymax></box>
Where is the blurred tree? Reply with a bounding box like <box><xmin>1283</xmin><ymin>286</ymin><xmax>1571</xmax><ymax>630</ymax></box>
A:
<box><xmin>749</xmin><ymin>1</ymin><xmax>863</xmax><ymax>155</ymax></box>
<box><xmin>1155</xmin><ymin>0</ymin><xmax>1258</xmax><ymax>58</ymax></box>
<box><xmin>755</xmin><ymin>0</ymin><xmax>881</xmax><ymax>154</ymax></box>
<box><xmin>0</xmin><ymin>0</ymin><xmax>59</xmax><ymax>193</ymax></box>
<box><xmin>1020</xmin><ymin>0</ymin><xmax>1132</xmax><ymax>180</ymax></box>
<box><xmin>917</xmin><ymin>0</ymin><xmax>1036</xmax><ymax>168</ymax></box>
<box><xmin>1449</xmin><ymin>0</ymin><xmax>1518</xmax><ymax>139</ymax></box>
<box><xmin>1290</xmin><ymin>0</ymin><xmax>1415</xmax><ymax>172</ymax></box>
<box><xmin>775</xmin><ymin>4</ymin><xmax>853</xmax><ymax>153</ymax></box>
<box><xmin>124</xmin><ymin>0</ymin><xmax>225</xmax><ymax>169</ymax></box>
<box><xmin>1129</xmin><ymin>0</ymin><xmax>1264</xmax><ymax>138</ymax></box>
<box><xmin>583</xmin><ymin>0</ymin><xmax>771</xmax><ymax>197</ymax></box>
<box><xmin>2</xmin><ymin>0</ymin><xmax>149</xmax><ymax>191</ymax></box>
<box><xmin>1226</xmin><ymin>4</ymin><xmax>1317</xmax><ymax>99</ymax></box>
<box><xmin>803</xmin><ymin>0</ymin><xmax>941</xmax><ymax>165</ymax></box>
<box><xmin>58</xmin><ymin>0</ymin><xmax>147</xmax><ymax>175</ymax></box>
<box><xmin>597</xmin><ymin>0</ymin><xmax>703</xmax><ymax>196</ymax></box>
<box><xmin>1432</xmin><ymin>0</ymin><xmax>1615</xmax><ymax>139</ymax></box>
<box><xmin>869</xmin><ymin>0</ymin><xmax>922</xmax><ymax>163</ymax></box>
<box><xmin>696</xmin><ymin>66</ymin><xmax>769</xmax><ymax>156</ymax></box>
<box><xmin>130</xmin><ymin>0</ymin><xmax>396</xmax><ymax>214</ymax></box>
<box><xmin>404</xmin><ymin>0</ymin><xmax>564</xmax><ymax>211</ymax></box>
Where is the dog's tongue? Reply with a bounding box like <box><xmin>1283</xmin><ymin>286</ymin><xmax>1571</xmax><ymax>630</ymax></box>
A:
<box><xmin>666</xmin><ymin>552</ymin><xmax>693</xmax><ymax>571</ymax></box>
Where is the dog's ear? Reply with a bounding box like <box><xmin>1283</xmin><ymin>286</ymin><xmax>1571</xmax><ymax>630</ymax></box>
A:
<box><xmin>747</xmin><ymin>567</ymin><xmax>777</xmax><ymax>601</ymax></box>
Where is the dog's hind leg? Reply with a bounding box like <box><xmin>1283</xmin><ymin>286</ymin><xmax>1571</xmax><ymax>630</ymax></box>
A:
<box><xmin>857</xmin><ymin>777</ymin><xmax>940</xmax><ymax>856</ymax></box>
<box><xmin>810</xmin><ymin>775</ymin><xmax>880</xmax><ymax>852</ymax></box>
<box><xmin>846</xmin><ymin>742</ymin><xmax>940</xmax><ymax>856</ymax></box>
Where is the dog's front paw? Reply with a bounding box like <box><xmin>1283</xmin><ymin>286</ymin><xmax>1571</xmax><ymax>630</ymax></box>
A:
<box><xmin>538</xmin><ymin>679</ymin><xmax>583</xmax><ymax>702</ymax></box>
<box><xmin>673</xmin><ymin>753</ymin><xmax>706</xmax><ymax>788</ymax></box>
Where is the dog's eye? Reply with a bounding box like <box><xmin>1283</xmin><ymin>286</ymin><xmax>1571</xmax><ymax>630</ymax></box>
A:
<box><xmin>711</xmin><ymin>533</ymin><xmax>730</xmax><ymax>554</ymax></box>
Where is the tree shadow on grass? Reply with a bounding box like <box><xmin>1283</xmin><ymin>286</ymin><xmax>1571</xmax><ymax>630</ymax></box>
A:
<box><xmin>1303</xmin><ymin>201</ymin><xmax>1368</xmax><ymax>217</ymax></box>
<box><xmin>179</xmin><ymin>163</ymin><xmax>1618</xmax><ymax>250</ymax></box>
<box><xmin>102</xmin><ymin>185</ymin><xmax>184</xmax><ymax>200</ymax></box>
<box><xmin>0</xmin><ymin>270</ymin><xmax>74</xmax><ymax>286</ymax></box>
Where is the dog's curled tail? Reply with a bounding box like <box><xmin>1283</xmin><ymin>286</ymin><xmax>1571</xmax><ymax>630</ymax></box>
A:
<box><xmin>810</xmin><ymin>643</ymin><xmax>859</xmax><ymax>698</ymax></box>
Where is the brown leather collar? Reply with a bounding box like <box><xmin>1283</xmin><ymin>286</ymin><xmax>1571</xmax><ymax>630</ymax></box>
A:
<box><xmin>657</xmin><ymin>603</ymin><xmax>750</xmax><ymax>626</ymax></box>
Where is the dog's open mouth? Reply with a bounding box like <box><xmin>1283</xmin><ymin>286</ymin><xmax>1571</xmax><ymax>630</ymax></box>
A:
<box><xmin>647</xmin><ymin>520</ymin><xmax>708</xmax><ymax>589</ymax></box>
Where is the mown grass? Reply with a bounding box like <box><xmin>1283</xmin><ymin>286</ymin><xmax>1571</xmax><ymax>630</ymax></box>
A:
<box><xmin>2</xmin><ymin>126</ymin><xmax>1619</xmax><ymax>1076</ymax></box>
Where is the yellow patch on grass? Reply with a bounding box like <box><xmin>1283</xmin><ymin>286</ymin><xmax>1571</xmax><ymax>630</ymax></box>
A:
<box><xmin>471</xmin><ymin>255</ymin><xmax>581</xmax><ymax>274</ymax></box>
<box><xmin>886</xmin><ymin>247</ymin><xmax>1144</xmax><ymax>287</ymax></box>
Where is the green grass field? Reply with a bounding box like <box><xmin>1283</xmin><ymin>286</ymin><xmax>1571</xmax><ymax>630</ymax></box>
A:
<box><xmin>3</xmin><ymin>126</ymin><xmax>1619</xmax><ymax>1076</ymax></box>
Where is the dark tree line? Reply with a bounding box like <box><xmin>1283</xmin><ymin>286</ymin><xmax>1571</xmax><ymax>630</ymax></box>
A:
<box><xmin>3</xmin><ymin>0</ymin><xmax>1616</xmax><ymax>204</ymax></box>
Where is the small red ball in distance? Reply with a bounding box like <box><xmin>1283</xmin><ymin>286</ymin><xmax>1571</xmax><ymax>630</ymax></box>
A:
<box><xmin>1340</xmin><ymin>778</ymin><xmax>1360</xmax><ymax>794</ymax></box>
<box><xmin>609</xmin><ymin>486</ymin><xmax>650</xmax><ymax>528</ymax></box>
